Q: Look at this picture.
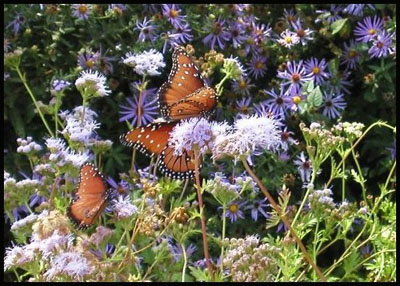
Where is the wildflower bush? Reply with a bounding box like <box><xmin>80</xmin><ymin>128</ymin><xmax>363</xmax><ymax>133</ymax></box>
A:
<box><xmin>4</xmin><ymin>4</ymin><xmax>396</xmax><ymax>282</ymax></box>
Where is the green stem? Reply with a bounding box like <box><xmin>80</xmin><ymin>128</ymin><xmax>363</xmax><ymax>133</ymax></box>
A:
<box><xmin>351</xmin><ymin>148</ymin><xmax>367</xmax><ymax>202</ymax></box>
<box><xmin>384</xmin><ymin>161</ymin><xmax>396</xmax><ymax>190</ymax></box>
<box><xmin>341</xmin><ymin>148</ymin><xmax>346</xmax><ymax>201</ymax></box>
<box><xmin>215</xmin><ymin>74</ymin><xmax>230</xmax><ymax>96</ymax></box>
<box><xmin>181</xmin><ymin>242</ymin><xmax>188</xmax><ymax>282</ymax></box>
<box><xmin>220</xmin><ymin>204</ymin><xmax>227</xmax><ymax>274</ymax></box>
<box><xmin>16</xmin><ymin>67</ymin><xmax>54</xmax><ymax>137</ymax></box>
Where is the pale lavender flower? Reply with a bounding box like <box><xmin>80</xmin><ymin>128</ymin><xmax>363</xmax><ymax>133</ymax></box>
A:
<box><xmin>294</xmin><ymin>152</ymin><xmax>312</xmax><ymax>183</ymax></box>
<box><xmin>6</xmin><ymin>14</ymin><xmax>26</xmax><ymax>35</ymax></box>
<box><xmin>280</xmin><ymin>127</ymin><xmax>298</xmax><ymax>151</ymax></box>
<box><xmin>315</xmin><ymin>5</ymin><xmax>343</xmax><ymax>24</ymax></box>
<box><xmin>343</xmin><ymin>4</ymin><xmax>375</xmax><ymax>17</ymax></box>
<box><xmin>369</xmin><ymin>31</ymin><xmax>394</xmax><ymax>58</ymax></box>
<box><xmin>236</xmin><ymin>97</ymin><xmax>252</xmax><ymax>115</ymax></box>
<box><xmin>225</xmin><ymin>200</ymin><xmax>247</xmax><ymax>222</ymax></box>
<box><xmin>51</xmin><ymin>79</ymin><xmax>71</xmax><ymax>92</ymax></box>
<box><xmin>340</xmin><ymin>40</ymin><xmax>360</xmax><ymax>70</ymax></box>
<box><xmin>4</xmin><ymin>244</ymin><xmax>35</xmax><ymax>271</ymax></box>
<box><xmin>262</xmin><ymin>88</ymin><xmax>291</xmax><ymax>117</ymax></box>
<box><xmin>321</xmin><ymin>90</ymin><xmax>347</xmax><ymax>119</ymax></box>
<box><xmin>122</xmin><ymin>49</ymin><xmax>165</xmax><ymax>76</ymax></box>
<box><xmin>277</xmin><ymin>29</ymin><xmax>300</xmax><ymax>48</ymax></box>
<box><xmin>61</xmin><ymin>108</ymin><xmax>100</xmax><ymax>144</ymax></box>
<box><xmin>247</xmin><ymin>55</ymin><xmax>267</xmax><ymax>80</ymax></box>
<box><xmin>168</xmin><ymin>117</ymin><xmax>213</xmax><ymax>156</ymax></box>
<box><xmin>245</xmin><ymin>198</ymin><xmax>269</xmax><ymax>221</ymax></box>
<box><xmin>44</xmin><ymin>251</ymin><xmax>94</xmax><ymax>281</ymax></box>
<box><xmin>277</xmin><ymin>60</ymin><xmax>313</xmax><ymax>96</ymax></box>
<box><xmin>304</xmin><ymin>58</ymin><xmax>331</xmax><ymax>85</ymax></box>
<box><xmin>386</xmin><ymin>140</ymin><xmax>396</xmax><ymax>160</ymax></box>
<box><xmin>45</xmin><ymin>138</ymin><xmax>66</xmax><ymax>153</ymax></box>
<box><xmin>202</xmin><ymin>17</ymin><xmax>231</xmax><ymax>50</ymax></box>
<box><xmin>112</xmin><ymin>195</ymin><xmax>138</xmax><ymax>219</ymax></box>
<box><xmin>119</xmin><ymin>88</ymin><xmax>158</xmax><ymax>127</ymax></box>
<box><xmin>135</xmin><ymin>17</ymin><xmax>158</xmax><ymax>43</ymax></box>
<box><xmin>354</xmin><ymin>16</ymin><xmax>383</xmax><ymax>43</ymax></box>
<box><xmin>169</xmin><ymin>243</ymin><xmax>197</xmax><ymax>262</ymax></box>
<box><xmin>251</xmin><ymin>22</ymin><xmax>272</xmax><ymax>45</ymax></box>
<box><xmin>77</xmin><ymin>49</ymin><xmax>100</xmax><ymax>70</ymax></box>
<box><xmin>282</xmin><ymin>8</ymin><xmax>297</xmax><ymax>25</ymax></box>
<box><xmin>291</xmin><ymin>19</ymin><xmax>314</xmax><ymax>45</ymax></box>
<box><xmin>327</xmin><ymin>69</ymin><xmax>353</xmax><ymax>95</ymax></box>
<box><xmin>71</xmin><ymin>4</ymin><xmax>91</xmax><ymax>20</ymax></box>
<box><xmin>162</xmin><ymin>4</ymin><xmax>186</xmax><ymax>29</ymax></box>
<box><xmin>231</xmin><ymin>77</ymin><xmax>255</xmax><ymax>96</ymax></box>
<box><xmin>16</xmin><ymin>137</ymin><xmax>42</xmax><ymax>153</ymax></box>
<box><xmin>62</xmin><ymin>149</ymin><xmax>90</xmax><ymax>168</ymax></box>
<box><xmin>10</xmin><ymin>213</ymin><xmax>38</xmax><ymax>231</ymax></box>
<box><xmin>229</xmin><ymin>21</ymin><xmax>246</xmax><ymax>48</ymax></box>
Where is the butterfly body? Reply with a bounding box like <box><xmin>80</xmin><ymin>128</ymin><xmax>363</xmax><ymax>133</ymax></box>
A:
<box><xmin>121</xmin><ymin>46</ymin><xmax>215</xmax><ymax>179</ymax></box>
<box><xmin>67</xmin><ymin>163</ymin><xmax>110</xmax><ymax>229</ymax></box>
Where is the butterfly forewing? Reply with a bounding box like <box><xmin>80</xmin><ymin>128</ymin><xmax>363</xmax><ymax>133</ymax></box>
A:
<box><xmin>67</xmin><ymin>163</ymin><xmax>109</xmax><ymax>229</ymax></box>
<box><xmin>158</xmin><ymin>47</ymin><xmax>206</xmax><ymax>117</ymax></box>
<box><xmin>120</xmin><ymin>122</ymin><xmax>177</xmax><ymax>157</ymax></box>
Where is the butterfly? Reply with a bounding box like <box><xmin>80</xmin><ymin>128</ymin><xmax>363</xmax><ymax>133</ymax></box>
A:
<box><xmin>121</xmin><ymin>46</ymin><xmax>216</xmax><ymax>179</ymax></box>
<box><xmin>67</xmin><ymin>163</ymin><xmax>111</xmax><ymax>229</ymax></box>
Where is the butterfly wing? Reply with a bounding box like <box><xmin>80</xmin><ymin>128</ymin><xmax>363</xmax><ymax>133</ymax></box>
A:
<box><xmin>167</xmin><ymin>87</ymin><xmax>217</xmax><ymax>120</ymax></box>
<box><xmin>120</xmin><ymin>121</ymin><xmax>197</xmax><ymax>179</ymax></box>
<box><xmin>158</xmin><ymin>46</ymin><xmax>206</xmax><ymax>119</ymax></box>
<box><xmin>67</xmin><ymin>163</ymin><xmax>109</xmax><ymax>229</ymax></box>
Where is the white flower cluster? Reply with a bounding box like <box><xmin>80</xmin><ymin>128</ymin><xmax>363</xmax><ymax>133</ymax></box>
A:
<box><xmin>122</xmin><ymin>49</ymin><xmax>166</xmax><ymax>76</ymax></box>
<box><xmin>308</xmin><ymin>187</ymin><xmax>336</xmax><ymax>209</ymax></box>
<box><xmin>16</xmin><ymin>136</ymin><xmax>42</xmax><ymax>154</ymax></box>
<box><xmin>111</xmin><ymin>195</ymin><xmax>138</xmax><ymax>220</ymax></box>
<box><xmin>223</xmin><ymin>55</ymin><xmax>247</xmax><ymax>80</ymax></box>
<box><xmin>61</xmin><ymin>106</ymin><xmax>100</xmax><ymax>144</ymax></box>
<box><xmin>46</xmin><ymin>137</ymin><xmax>91</xmax><ymax>168</ymax></box>
<box><xmin>75</xmin><ymin>70</ymin><xmax>110</xmax><ymax>97</ymax></box>
<box><xmin>11</xmin><ymin>213</ymin><xmax>39</xmax><ymax>231</ymax></box>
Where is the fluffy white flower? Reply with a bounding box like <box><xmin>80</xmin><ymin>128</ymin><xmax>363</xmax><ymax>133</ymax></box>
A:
<box><xmin>11</xmin><ymin>213</ymin><xmax>38</xmax><ymax>231</ymax></box>
<box><xmin>112</xmin><ymin>195</ymin><xmax>138</xmax><ymax>219</ymax></box>
<box><xmin>75</xmin><ymin>70</ymin><xmax>110</xmax><ymax>97</ymax></box>
<box><xmin>122</xmin><ymin>49</ymin><xmax>165</xmax><ymax>76</ymax></box>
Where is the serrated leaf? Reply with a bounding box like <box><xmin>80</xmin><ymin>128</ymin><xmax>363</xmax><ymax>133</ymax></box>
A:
<box><xmin>189</xmin><ymin>266</ymin><xmax>209</xmax><ymax>282</ymax></box>
<box><xmin>331</xmin><ymin>18</ymin><xmax>348</xmax><ymax>35</ymax></box>
<box><xmin>308</xmin><ymin>86</ymin><xmax>323</xmax><ymax>107</ymax></box>
<box><xmin>350</xmin><ymin>169</ymin><xmax>366</xmax><ymax>185</ymax></box>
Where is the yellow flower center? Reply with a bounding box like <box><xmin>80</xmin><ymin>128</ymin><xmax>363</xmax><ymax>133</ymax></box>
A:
<box><xmin>293</xmin><ymin>96</ymin><xmax>302</xmax><ymax>104</ymax></box>
<box><xmin>367</xmin><ymin>28</ymin><xmax>376</xmax><ymax>36</ymax></box>
<box><xmin>348</xmin><ymin>50</ymin><xmax>356</xmax><ymax>58</ymax></box>
<box><xmin>79</xmin><ymin>5</ymin><xmax>87</xmax><ymax>14</ymax></box>
<box><xmin>255</xmin><ymin>61</ymin><xmax>264</xmax><ymax>69</ymax></box>
<box><xmin>169</xmin><ymin>9</ymin><xmax>179</xmax><ymax>18</ymax></box>
<box><xmin>229</xmin><ymin>204</ymin><xmax>238</xmax><ymax>213</ymax></box>
<box><xmin>85</xmin><ymin>60</ymin><xmax>95</xmax><ymax>69</ymax></box>
<box><xmin>239</xmin><ymin>80</ymin><xmax>247</xmax><ymax>89</ymax></box>
<box><xmin>312</xmin><ymin>66</ymin><xmax>321</xmax><ymax>75</ymax></box>
<box><xmin>285</xmin><ymin>36</ymin><xmax>293</xmax><ymax>44</ymax></box>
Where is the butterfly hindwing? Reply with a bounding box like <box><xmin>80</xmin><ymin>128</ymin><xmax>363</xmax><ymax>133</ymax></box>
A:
<box><xmin>67</xmin><ymin>163</ymin><xmax>109</xmax><ymax>229</ymax></box>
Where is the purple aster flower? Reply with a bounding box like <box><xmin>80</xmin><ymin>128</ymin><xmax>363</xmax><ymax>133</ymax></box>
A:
<box><xmin>96</xmin><ymin>46</ymin><xmax>117</xmax><ymax>75</ymax></box>
<box><xmin>327</xmin><ymin>69</ymin><xmax>353</xmax><ymax>95</ymax></box>
<box><xmin>343</xmin><ymin>4</ymin><xmax>375</xmax><ymax>17</ymax></box>
<box><xmin>315</xmin><ymin>5</ymin><xmax>343</xmax><ymax>24</ymax></box>
<box><xmin>243</xmin><ymin>34</ymin><xmax>263</xmax><ymax>57</ymax></box>
<box><xmin>360</xmin><ymin>243</ymin><xmax>372</xmax><ymax>258</ymax></box>
<box><xmin>263</xmin><ymin>88</ymin><xmax>291</xmax><ymax>117</ymax></box>
<box><xmin>135</xmin><ymin>17</ymin><xmax>158</xmax><ymax>43</ymax></box>
<box><xmin>282</xmin><ymin>8</ymin><xmax>297</xmax><ymax>25</ymax></box>
<box><xmin>119</xmin><ymin>88</ymin><xmax>158</xmax><ymax>127</ymax></box>
<box><xmin>280</xmin><ymin>127</ymin><xmax>298</xmax><ymax>151</ymax></box>
<box><xmin>229</xmin><ymin>21</ymin><xmax>246</xmax><ymax>48</ymax></box>
<box><xmin>369</xmin><ymin>31</ymin><xmax>395</xmax><ymax>58</ymax></box>
<box><xmin>277</xmin><ymin>60</ymin><xmax>313</xmax><ymax>96</ymax></box>
<box><xmin>12</xmin><ymin>205</ymin><xmax>30</xmax><ymax>221</ymax></box>
<box><xmin>6</xmin><ymin>13</ymin><xmax>26</xmax><ymax>35</ymax></box>
<box><xmin>161</xmin><ymin>32</ymin><xmax>180</xmax><ymax>54</ymax></box>
<box><xmin>294</xmin><ymin>151</ymin><xmax>312</xmax><ymax>183</ymax></box>
<box><xmin>340</xmin><ymin>40</ymin><xmax>360</xmax><ymax>70</ymax></box>
<box><xmin>225</xmin><ymin>200</ymin><xmax>247</xmax><ymax>223</ymax></box>
<box><xmin>291</xmin><ymin>19</ymin><xmax>314</xmax><ymax>45</ymax></box>
<box><xmin>169</xmin><ymin>243</ymin><xmax>197</xmax><ymax>262</ymax></box>
<box><xmin>386</xmin><ymin>140</ymin><xmax>396</xmax><ymax>160</ymax></box>
<box><xmin>247</xmin><ymin>55</ymin><xmax>267</xmax><ymax>80</ymax></box>
<box><xmin>231</xmin><ymin>77</ymin><xmax>255</xmax><ymax>96</ymax></box>
<box><xmin>162</xmin><ymin>4</ymin><xmax>186</xmax><ymax>29</ymax></box>
<box><xmin>106</xmin><ymin>177</ymin><xmax>131</xmax><ymax>196</ymax></box>
<box><xmin>251</xmin><ymin>22</ymin><xmax>272</xmax><ymax>45</ymax></box>
<box><xmin>304</xmin><ymin>58</ymin><xmax>331</xmax><ymax>85</ymax></box>
<box><xmin>276</xmin><ymin>222</ymin><xmax>288</xmax><ymax>233</ymax></box>
<box><xmin>321</xmin><ymin>90</ymin><xmax>347</xmax><ymax>119</ymax></box>
<box><xmin>77</xmin><ymin>49</ymin><xmax>100</xmax><ymax>70</ymax></box>
<box><xmin>71</xmin><ymin>4</ymin><xmax>91</xmax><ymax>20</ymax></box>
<box><xmin>202</xmin><ymin>17</ymin><xmax>231</xmax><ymax>50</ymax></box>
<box><xmin>277</xmin><ymin>29</ymin><xmax>300</xmax><ymax>48</ymax></box>
<box><xmin>245</xmin><ymin>198</ymin><xmax>269</xmax><ymax>221</ymax></box>
<box><xmin>173</xmin><ymin>23</ymin><xmax>193</xmax><ymax>44</ymax></box>
<box><xmin>236</xmin><ymin>97</ymin><xmax>252</xmax><ymax>115</ymax></box>
<box><xmin>29</xmin><ymin>193</ymin><xmax>47</xmax><ymax>209</ymax></box>
<box><xmin>354</xmin><ymin>16</ymin><xmax>383</xmax><ymax>43</ymax></box>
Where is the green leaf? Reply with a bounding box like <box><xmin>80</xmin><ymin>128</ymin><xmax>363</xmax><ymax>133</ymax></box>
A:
<box><xmin>189</xmin><ymin>266</ymin><xmax>209</xmax><ymax>282</ymax></box>
<box><xmin>331</xmin><ymin>18</ymin><xmax>348</xmax><ymax>35</ymax></box>
<box><xmin>308</xmin><ymin>86</ymin><xmax>323</xmax><ymax>107</ymax></box>
<box><xmin>328</xmin><ymin>58</ymin><xmax>339</xmax><ymax>76</ymax></box>
<box><xmin>302</xmin><ymin>80</ymin><xmax>314</xmax><ymax>93</ymax></box>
